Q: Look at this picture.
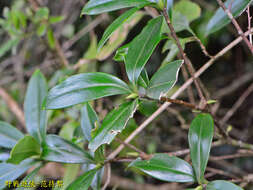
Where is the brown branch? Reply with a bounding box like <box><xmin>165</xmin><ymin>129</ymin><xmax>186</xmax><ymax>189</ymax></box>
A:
<box><xmin>115</xmin><ymin>138</ymin><xmax>150</xmax><ymax>160</ymax></box>
<box><xmin>206</xmin><ymin>167</ymin><xmax>240</xmax><ymax>180</ymax></box>
<box><xmin>193</xmin><ymin>35</ymin><xmax>214</xmax><ymax>59</ymax></box>
<box><xmin>63</xmin><ymin>15</ymin><xmax>106</xmax><ymax>50</ymax></box>
<box><xmin>162</xmin><ymin>8</ymin><xmax>207</xmax><ymax>103</ymax></box>
<box><xmin>160</xmin><ymin>97</ymin><xmax>197</xmax><ymax>110</ymax></box>
<box><xmin>107</xmin><ymin>28</ymin><xmax>253</xmax><ymax>160</ymax></box>
<box><xmin>215</xmin><ymin>0</ymin><xmax>253</xmax><ymax>53</ymax></box>
<box><xmin>181</xmin><ymin>65</ymin><xmax>196</xmax><ymax>104</ymax></box>
<box><xmin>210</xmin><ymin>150</ymin><xmax>253</xmax><ymax>161</ymax></box>
<box><xmin>0</xmin><ymin>87</ymin><xmax>26</xmax><ymax>131</ymax></box>
<box><xmin>102</xmin><ymin>163</ymin><xmax>111</xmax><ymax>190</ymax></box>
<box><xmin>247</xmin><ymin>6</ymin><xmax>252</xmax><ymax>44</ymax></box>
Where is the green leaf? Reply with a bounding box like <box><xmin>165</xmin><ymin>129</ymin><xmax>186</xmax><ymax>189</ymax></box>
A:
<box><xmin>24</xmin><ymin>70</ymin><xmax>47</xmax><ymax>144</ymax></box>
<box><xmin>49</xmin><ymin>16</ymin><xmax>64</xmax><ymax>24</ymax></box>
<box><xmin>89</xmin><ymin>100</ymin><xmax>138</xmax><ymax>152</ymax></box>
<box><xmin>16</xmin><ymin>165</ymin><xmax>42</xmax><ymax>190</ymax></box>
<box><xmin>0</xmin><ymin>121</ymin><xmax>24</xmax><ymax>148</ymax></box>
<box><xmin>47</xmin><ymin>28</ymin><xmax>55</xmax><ymax>49</ymax></box>
<box><xmin>207</xmin><ymin>180</ymin><xmax>243</xmax><ymax>190</ymax></box>
<box><xmin>42</xmin><ymin>135</ymin><xmax>94</xmax><ymax>164</ymax></box>
<box><xmin>98</xmin><ymin>7</ymin><xmax>140</xmax><ymax>51</ymax></box>
<box><xmin>91</xmin><ymin>167</ymin><xmax>104</xmax><ymax>190</ymax></box>
<box><xmin>126</xmin><ymin>16</ymin><xmax>163</xmax><ymax>83</ymax></box>
<box><xmin>7</xmin><ymin>136</ymin><xmax>41</xmax><ymax>164</ymax></box>
<box><xmin>62</xmin><ymin>164</ymin><xmax>80</xmax><ymax>189</ymax></box>
<box><xmin>0</xmin><ymin>38</ymin><xmax>19</xmax><ymax>58</ymax></box>
<box><xmin>138</xmin><ymin>100</ymin><xmax>157</xmax><ymax>117</ymax></box>
<box><xmin>66</xmin><ymin>169</ymin><xmax>98</xmax><ymax>190</ymax></box>
<box><xmin>46</xmin><ymin>72</ymin><xmax>131</xmax><ymax>109</ymax></box>
<box><xmin>81</xmin><ymin>103</ymin><xmax>99</xmax><ymax>142</ymax></box>
<box><xmin>129</xmin><ymin>153</ymin><xmax>195</xmax><ymax>182</ymax></box>
<box><xmin>188</xmin><ymin>114</ymin><xmax>214</xmax><ymax>184</ymax></box>
<box><xmin>35</xmin><ymin>7</ymin><xmax>49</xmax><ymax>21</ymax></box>
<box><xmin>206</xmin><ymin>0</ymin><xmax>252</xmax><ymax>36</ymax></box>
<box><xmin>114</xmin><ymin>43</ymin><xmax>129</xmax><ymax>62</ymax></box>
<box><xmin>147</xmin><ymin>60</ymin><xmax>183</xmax><ymax>99</ymax></box>
<box><xmin>162</xmin><ymin>37</ymin><xmax>194</xmax><ymax>64</ymax></box>
<box><xmin>0</xmin><ymin>159</ymin><xmax>39</xmax><ymax>189</ymax></box>
<box><xmin>82</xmin><ymin>0</ymin><xmax>151</xmax><ymax>15</ymax></box>
<box><xmin>138</xmin><ymin>69</ymin><xmax>149</xmax><ymax>88</ymax></box>
<box><xmin>36</xmin><ymin>23</ymin><xmax>47</xmax><ymax>36</ymax></box>
<box><xmin>172</xmin><ymin>11</ymin><xmax>191</xmax><ymax>33</ymax></box>
<box><xmin>174</xmin><ymin>0</ymin><xmax>201</xmax><ymax>22</ymax></box>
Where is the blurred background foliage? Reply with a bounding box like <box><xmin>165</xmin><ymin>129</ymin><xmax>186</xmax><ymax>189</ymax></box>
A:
<box><xmin>0</xmin><ymin>0</ymin><xmax>253</xmax><ymax>189</ymax></box>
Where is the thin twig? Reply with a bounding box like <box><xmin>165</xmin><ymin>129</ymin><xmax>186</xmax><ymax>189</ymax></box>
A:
<box><xmin>193</xmin><ymin>35</ymin><xmax>213</xmax><ymax>59</ymax></box>
<box><xmin>162</xmin><ymin>8</ymin><xmax>207</xmax><ymax>103</ymax></box>
<box><xmin>206</xmin><ymin>167</ymin><xmax>240</xmax><ymax>180</ymax></box>
<box><xmin>0</xmin><ymin>87</ymin><xmax>26</xmax><ymax>131</ymax></box>
<box><xmin>215</xmin><ymin>0</ymin><xmax>253</xmax><ymax>53</ymax></box>
<box><xmin>220</xmin><ymin>83</ymin><xmax>253</xmax><ymax>125</ymax></box>
<box><xmin>102</xmin><ymin>163</ymin><xmax>111</xmax><ymax>190</ymax></box>
<box><xmin>107</xmin><ymin>28</ymin><xmax>253</xmax><ymax>160</ymax></box>
<box><xmin>215</xmin><ymin>73</ymin><xmax>253</xmax><ymax>99</ymax></box>
<box><xmin>181</xmin><ymin>65</ymin><xmax>196</xmax><ymax>104</ymax></box>
<box><xmin>63</xmin><ymin>15</ymin><xmax>106</xmax><ymax>50</ymax></box>
<box><xmin>115</xmin><ymin>138</ymin><xmax>150</xmax><ymax>160</ymax></box>
<box><xmin>247</xmin><ymin>6</ymin><xmax>252</xmax><ymax>44</ymax></box>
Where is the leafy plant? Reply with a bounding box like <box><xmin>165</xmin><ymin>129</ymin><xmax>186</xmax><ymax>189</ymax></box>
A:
<box><xmin>0</xmin><ymin>0</ymin><xmax>251</xmax><ymax>189</ymax></box>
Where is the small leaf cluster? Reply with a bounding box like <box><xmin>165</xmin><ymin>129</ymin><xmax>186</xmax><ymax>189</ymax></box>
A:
<box><xmin>0</xmin><ymin>3</ymin><xmax>63</xmax><ymax>58</ymax></box>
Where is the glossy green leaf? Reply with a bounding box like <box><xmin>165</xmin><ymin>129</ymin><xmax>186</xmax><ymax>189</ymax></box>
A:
<box><xmin>82</xmin><ymin>0</ymin><xmax>151</xmax><ymax>15</ymax></box>
<box><xmin>81</xmin><ymin>103</ymin><xmax>99</xmax><ymax>142</ymax></box>
<box><xmin>139</xmin><ymin>100</ymin><xmax>157</xmax><ymax>117</ymax></box>
<box><xmin>98</xmin><ymin>7</ymin><xmax>140</xmax><ymax>50</ymax></box>
<box><xmin>91</xmin><ymin>167</ymin><xmax>104</xmax><ymax>190</ymax></box>
<box><xmin>174</xmin><ymin>0</ymin><xmax>201</xmax><ymax>22</ymax></box>
<box><xmin>0</xmin><ymin>159</ymin><xmax>38</xmax><ymax>189</ymax></box>
<box><xmin>126</xmin><ymin>16</ymin><xmax>163</xmax><ymax>83</ymax></box>
<box><xmin>0</xmin><ymin>151</ymin><xmax>9</xmax><ymax>162</ymax></box>
<box><xmin>24</xmin><ymin>70</ymin><xmax>47</xmax><ymax>143</ymax></box>
<box><xmin>46</xmin><ymin>72</ymin><xmax>131</xmax><ymax>109</ymax></box>
<box><xmin>129</xmin><ymin>154</ymin><xmax>195</xmax><ymax>182</ymax></box>
<box><xmin>42</xmin><ymin>135</ymin><xmax>94</xmax><ymax>164</ymax></box>
<box><xmin>162</xmin><ymin>37</ymin><xmax>194</xmax><ymax>64</ymax></box>
<box><xmin>89</xmin><ymin>100</ymin><xmax>138</xmax><ymax>152</ymax></box>
<box><xmin>188</xmin><ymin>114</ymin><xmax>214</xmax><ymax>184</ymax></box>
<box><xmin>206</xmin><ymin>0</ymin><xmax>252</xmax><ymax>36</ymax></box>
<box><xmin>7</xmin><ymin>136</ymin><xmax>41</xmax><ymax>164</ymax></box>
<box><xmin>147</xmin><ymin>60</ymin><xmax>183</xmax><ymax>99</ymax></box>
<box><xmin>0</xmin><ymin>121</ymin><xmax>24</xmax><ymax>148</ymax></box>
<box><xmin>82</xmin><ymin>164</ymin><xmax>104</xmax><ymax>190</ymax></box>
<box><xmin>138</xmin><ymin>69</ymin><xmax>149</xmax><ymax>88</ymax></box>
<box><xmin>16</xmin><ymin>165</ymin><xmax>42</xmax><ymax>190</ymax></box>
<box><xmin>207</xmin><ymin>180</ymin><xmax>243</xmax><ymax>190</ymax></box>
<box><xmin>66</xmin><ymin>169</ymin><xmax>98</xmax><ymax>190</ymax></box>
<box><xmin>62</xmin><ymin>164</ymin><xmax>80</xmax><ymax>189</ymax></box>
<box><xmin>172</xmin><ymin>11</ymin><xmax>191</xmax><ymax>32</ymax></box>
